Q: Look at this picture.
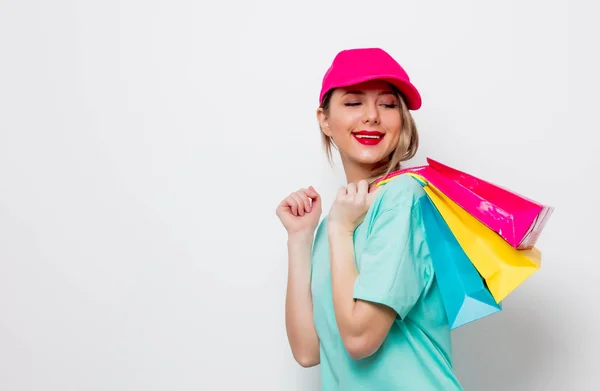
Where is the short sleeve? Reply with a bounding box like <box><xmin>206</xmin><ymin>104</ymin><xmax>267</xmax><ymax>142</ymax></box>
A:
<box><xmin>352</xmin><ymin>193</ymin><xmax>432</xmax><ymax>320</ymax></box>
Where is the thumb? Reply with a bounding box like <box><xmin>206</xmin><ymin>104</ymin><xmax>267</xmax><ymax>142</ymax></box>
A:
<box><xmin>307</xmin><ymin>186</ymin><xmax>320</xmax><ymax>199</ymax></box>
<box><xmin>308</xmin><ymin>186</ymin><xmax>322</xmax><ymax>208</ymax></box>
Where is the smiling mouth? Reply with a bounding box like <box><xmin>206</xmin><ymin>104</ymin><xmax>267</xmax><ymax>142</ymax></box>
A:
<box><xmin>352</xmin><ymin>131</ymin><xmax>384</xmax><ymax>145</ymax></box>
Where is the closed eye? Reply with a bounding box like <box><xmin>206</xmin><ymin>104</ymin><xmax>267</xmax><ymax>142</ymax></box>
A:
<box><xmin>344</xmin><ymin>103</ymin><xmax>398</xmax><ymax>108</ymax></box>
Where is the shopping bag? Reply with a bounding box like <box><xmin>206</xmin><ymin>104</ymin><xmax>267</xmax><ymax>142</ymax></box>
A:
<box><xmin>419</xmin><ymin>192</ymin><xmax>501</xmax><ymax>329</ymax></box>
<box><xmin>426</xmin><ymin>158</ymin><xmax>552</xmax><ymax>249</ymax></box>
<box><xmin>408</xmin><ymin>172</ymin><xmax>541</xmax><ymax>303</ymax></box>
<box><xmin>377</xmin><ymin>159</ymin><xmax>554</xmax><ymax>249</ymax></box>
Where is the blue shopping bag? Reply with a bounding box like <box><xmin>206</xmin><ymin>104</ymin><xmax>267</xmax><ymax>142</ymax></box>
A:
<box><xmin>419</xmin><ymin>193</ymin><xmax>502</xmax><ymax>329</ymax></box>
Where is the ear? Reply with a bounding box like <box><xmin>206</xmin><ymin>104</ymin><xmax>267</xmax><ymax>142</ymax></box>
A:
<box><xmin>316</xmin><ymin>107</ymin><xmax>332</xmax><ymax>137</ymax></box>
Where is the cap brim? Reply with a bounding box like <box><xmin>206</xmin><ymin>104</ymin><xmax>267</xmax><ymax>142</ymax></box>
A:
<box><xmin>321</xmin><ymin>74</ymin><xmax>422</xmax><ymax>110</ymax></box>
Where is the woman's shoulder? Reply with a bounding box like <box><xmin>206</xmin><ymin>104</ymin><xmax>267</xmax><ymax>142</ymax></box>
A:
<box><xmin>374</xmin><ymin>173</ymin><xmax>427</xmax><ymax>211</ymax></box>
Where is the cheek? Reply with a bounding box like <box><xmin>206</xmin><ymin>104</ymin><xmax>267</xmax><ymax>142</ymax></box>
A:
<box><xmin>384</xmin><ymin>114</ymin><xmax>402</xmax><ymax>136</ymax></box>
<box><xmin>329</xmin><ymin>112</ymin><xmax>361</xmax><ymax>136</ymax></box>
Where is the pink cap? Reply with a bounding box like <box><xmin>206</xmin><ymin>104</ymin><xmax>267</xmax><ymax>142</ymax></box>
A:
<box><xmin>319</xmin><ymin>48</ymin><xmax>422</xmax><ymax>110</ymax></box>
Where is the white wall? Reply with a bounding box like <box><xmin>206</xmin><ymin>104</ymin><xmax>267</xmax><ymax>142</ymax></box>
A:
<box><xmin>0</xmin><ymin>0</ymin><xmax>597</xmax><ymax>390</ymax></box>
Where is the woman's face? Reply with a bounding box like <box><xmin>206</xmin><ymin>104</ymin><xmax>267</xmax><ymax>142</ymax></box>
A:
<box><xmin>317</xmin><ymin>80</ymin><xmax>402</xmax><ymax>166</ymax></box>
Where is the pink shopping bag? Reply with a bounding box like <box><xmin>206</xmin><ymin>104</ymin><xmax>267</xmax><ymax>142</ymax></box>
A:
<box><xmin>376</xmin><ymin>158</ymin><xmax>554</xmax><ymax>249</ymax></box>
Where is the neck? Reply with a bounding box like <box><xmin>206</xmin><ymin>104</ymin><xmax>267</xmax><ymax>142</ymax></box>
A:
<box><xmin>340</xmin><ymin>154</ymin><xmax>379</xmax><ymax>184</ymax></box>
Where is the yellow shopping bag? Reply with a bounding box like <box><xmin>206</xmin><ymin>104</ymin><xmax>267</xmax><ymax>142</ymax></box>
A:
<box><xmin>407</xmin><ymin>173</ymin><xmax>541</xmax><ymax>303</ymax></box>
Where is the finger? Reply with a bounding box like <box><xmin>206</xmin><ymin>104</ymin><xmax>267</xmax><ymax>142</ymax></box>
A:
<box><xmin>307</xmin><ymin>185</ymin><xmax>319</xmax><ymax>199</ymax></box>
<box><xmin>297</xmin><ymin>190</ymin><xmax>312</xmax><ymax>213</ymax></box>
<box><xmin>357</xmin><ymin>180</ymin><xmax>369</xmax><ymax>200</ymax></box>
<box><xmin>275</xmin><ymin>202</ymin><xmax>289</xmax><ymax>218</ymax></box>
<box><xmin>308</xmin><ymin>186</ymin><xmax>322</xmax><ymax>209</ymax></box>
<box><xmin>278</xmin><ymin>196</ymin><xmax>291</xmax><ymax>210</ymax></box>
<box><xmin>290</xmin><ymin>193</ymin><xmax>305</xmax><ymax>216</ymax></box>
<box><xmin>286</xmin><ymin>194</ymin><xmax>298</xmax><ymax>216</ymax></box>
<box><xmin>336</xmin><ymin>186</ymin><xmax>347</xmax><ymax>199</ymax></box>
<box><xmin>346</xmin><ymin>182</ymin><xmax>357</xmax><ymax>197</ymax></box>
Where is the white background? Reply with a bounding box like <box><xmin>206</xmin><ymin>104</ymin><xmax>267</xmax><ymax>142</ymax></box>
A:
<box><xmin>1</xmin><ymin>0</ymin><xmax>598</xmax><ymax>390</ymax></box>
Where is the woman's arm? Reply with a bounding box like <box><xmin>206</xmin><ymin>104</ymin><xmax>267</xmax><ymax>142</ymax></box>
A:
<box><xmin>326</xmin><ymin>178</ymin><xmax>430</xmax><ymax>361</ymax></box>
<box><xmin>285</xmin><ymin>232</ymin><xmax>320</xmax><ymax>367</ymax></box>
<box><xmin>328</xmin><ymin>228</ymin><xmax>396</xmax><ymax>360</ymax></box>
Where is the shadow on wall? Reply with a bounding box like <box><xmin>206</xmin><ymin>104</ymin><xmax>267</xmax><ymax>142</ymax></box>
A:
<box><xmin>451</xmin><ymin>297</ymin><xmax>564</xmax><ymax>391</ymax></box>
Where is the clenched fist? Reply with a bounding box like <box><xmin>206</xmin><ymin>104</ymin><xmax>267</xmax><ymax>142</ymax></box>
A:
<box><xmin>276</xmin><ymin>186</ymin><xmax>322</xmax><ymax>236</ymax></box>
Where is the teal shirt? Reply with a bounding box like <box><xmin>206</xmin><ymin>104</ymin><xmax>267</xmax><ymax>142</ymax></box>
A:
<box><xmin>310</xmin><ymin>174</ymin><xmax>464</xmax><ymax>390</ymax></box>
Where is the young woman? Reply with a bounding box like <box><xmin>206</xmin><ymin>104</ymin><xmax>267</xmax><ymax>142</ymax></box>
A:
<box><xmin>276</xmin><ymin>48</ymin><xmax>464</xmax><ymax>390</ymax></box>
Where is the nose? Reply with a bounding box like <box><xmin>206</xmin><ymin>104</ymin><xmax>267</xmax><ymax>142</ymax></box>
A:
<box><xmin>361</xmin><ymin>101</ymin><xmax>380</xmax><ymax>125</ymax></box>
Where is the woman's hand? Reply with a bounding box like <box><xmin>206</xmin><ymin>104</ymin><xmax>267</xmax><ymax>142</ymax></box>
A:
<box><xmin>328</xmin><ymin>180</ymin><xmax>380</xmax><ymax>236</ymax></box>
<box><xmin>276</xmin><ymin>186</ymin><xmax>322</xmax><ymax>236</ymax></box>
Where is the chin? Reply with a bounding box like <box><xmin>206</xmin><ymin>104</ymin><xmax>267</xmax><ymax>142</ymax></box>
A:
<box><xmin>353</xmin><ymin>150</ymin><xmax>388</xmax><ymax>165</ymax></box>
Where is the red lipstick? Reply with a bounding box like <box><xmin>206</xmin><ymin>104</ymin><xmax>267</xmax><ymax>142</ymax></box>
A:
<box><xmin>352</xmin><ymin>130</ymin><xmax>384</xmax><ymax>146</ymax></box>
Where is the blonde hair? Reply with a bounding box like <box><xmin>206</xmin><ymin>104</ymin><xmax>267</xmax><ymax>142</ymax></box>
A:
<box><xmin>319</xmin><ymin>85</ymin><xmax>419</xmax><ymax>186</ymax></box>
